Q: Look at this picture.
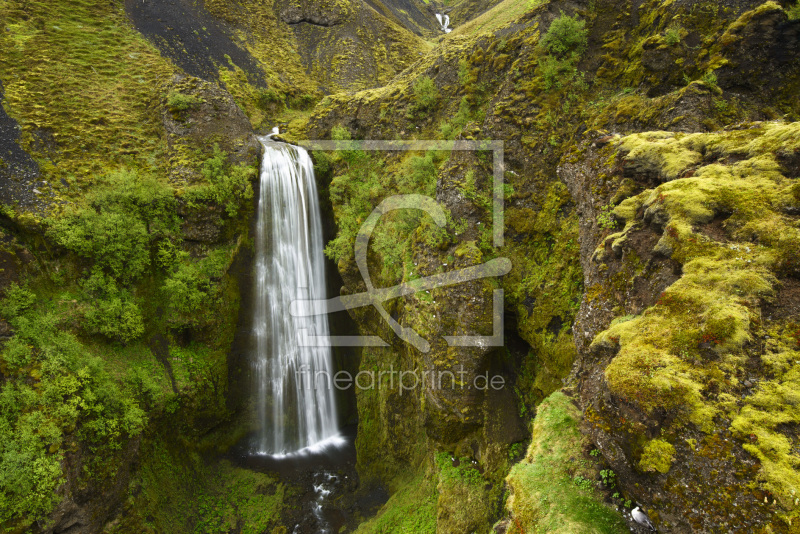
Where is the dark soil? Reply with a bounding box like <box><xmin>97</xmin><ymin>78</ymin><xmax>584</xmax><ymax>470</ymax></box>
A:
<box><xmin>0</xmin><ymin>81</ymin><xmax>40</xmax><ymax>210</ymax></box>
<box><xmin>124</xmin><ymin>0</ymin><xmax>266</xmax><ymax>85</ymax></box>
<box><xmin>763</xmin><ymin>278</ymin><xmax>800</xmax><ymax>323</ymax></box>
<box><xmin>697</xmin><ymin>213</ymin><xmax>732</xmax><ymax>243</ymax></box>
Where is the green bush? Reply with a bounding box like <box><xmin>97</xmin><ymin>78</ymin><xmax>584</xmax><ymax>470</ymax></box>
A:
<box><xmin>541</xmin><ymin>13</ymin><xmax>588</xmax><ymax>59</ymax></box>
<box><xmin>163</xmin><ymin>246</ymin><xmax>233</xmax><ymax>323</ymax></box>
<box><xmin>50</xmin><ymin>208</ymin><xmax>151</xmax><ymax>282</ymax></box>
<box><xmin>331</xmin><ymin>125</ymin><xmax>366</xmax><ymax>164</ymax></box>
<box><xmin>0</xmin><ymin>291</ymin><xmax>146</xmax><ymax>528</ymax></box>
<box><xmin>94</xmin><ymin>170</ymin><xmax>178</xmax><ymax>236</ymax></box>
<box><xmin>787</xmin><ymin>3</ymin><xmax>800</xmax><ymax>20</ymax></box>
<box><xmin>163</xmin><ymin>261</ymin><xmax>213</xmax><ymax>317</ymax></box>
<box><xmin>664</xmin><ymin>27</ymin><xmax>682</xmax><ymax>46</ymax></box>
<box><xmin>538</xmin><ymin>13</ymin><xmax>589</xmax><ymax>93</ymax></box>
<box><xmin>254</xmin><ymin>87</ymin><xmax>283</xmax><ymax>110</ymax></box>
<box><xmin>185</xmin><ymin>145</ymin><xmax>255</xmax><ymax>217</ymax></box>
<box><xmin>166</xmin><ymin>91</ymin><xmax>204</xmax><ymax>112</ymax></box>
<box><xmin>82</xmin><ymin>270</ymin><xmax>145</xmax><ymax>343</ymax></box>
<box><xmin>540</xmin><ymin>55</ymin><xmax>579</xmax><ymax>91</ymax></box>
<box><xmin>0</xmin><ymin>283</ymin><xmax>35</xmax><ymax>318</ymax></box>
<box><xmin>412</xmin><ymin>75</ymin><xmax>439</xmax><ymax>113</ymax></box>
<box><xmin>48</xmin><ymin>169</ymin><xmax>177</xmax><ymax>283</ymax></box>
<box><xmin>439</xmin><ymin>97</ymin><xmax>482</xmax><ymax>140</ymax></box>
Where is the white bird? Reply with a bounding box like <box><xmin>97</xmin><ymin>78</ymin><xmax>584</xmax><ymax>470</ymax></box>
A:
<box><xmin>631</xmin><ymin>507</ymin><xmax>656</xmax><ymax>532</ymax></box>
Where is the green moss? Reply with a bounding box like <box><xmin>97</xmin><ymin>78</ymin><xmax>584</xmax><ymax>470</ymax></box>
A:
<box><xmin>0</xmin><ymin>0</ymin><xmax>176</xmax><ymax>198</ymax></box>
<box><xmin>593</xmin><ymin>121</ymin><xmax>800</xmax><ymax>516</ymax></box>
<box><xmin>639</xmin><ymin>439</ymin><xmax>676</xmax><ymax>474</ymax></box>
<box><xmin>109</xmin><ymin>435</ymin><xmax>295</xmax><ymax>533</ymax></box>
<box><xmin>617</xmin><ymin>132</ymin><xmax>705</xmax><ymax>182</ymax></box>
<box><xmin>354</xmin><ymin>469</ymin><xmax>438</xmax><ymax>534</ymax></box>
<box><xmin>505</xmin><ymin>392</ymin><xmax>627</xmax><ymax>533</ymax></box>
<box><xmin>731</xmin><ymin>353</ymin><xmax>800</xmax><ymax>509</ymax></box>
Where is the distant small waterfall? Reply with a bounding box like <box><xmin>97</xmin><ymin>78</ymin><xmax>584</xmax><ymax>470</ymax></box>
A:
<box><xmin>253</xmin><ymin>137</ymin><xmax>339</xmax><ymax>456</ymax></box>
<box><xmin>435</xmin><ymin>13</ymin><xmax>451</xmax><ymax>33</ymax></box>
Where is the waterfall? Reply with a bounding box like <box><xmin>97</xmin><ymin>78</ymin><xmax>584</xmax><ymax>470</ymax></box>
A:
<box><xmin>435</xmin><ymin>13</ymin><xmax>451</xmax><ymax>33</ymax></box>
<box><xmin>253</xmin><ymin>137</ymin><xmax>340</xmax><ymax>456</ymax></box>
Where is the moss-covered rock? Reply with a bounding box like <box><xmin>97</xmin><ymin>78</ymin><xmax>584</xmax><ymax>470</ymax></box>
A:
<box><xmin>562</xmin><ymin>122</ymin><xmax>800</xmax><ymax>532</ymax></box>
<box><xmin>505</xmin><ymin>391</ymin><xmax>627</xmax><ymax>534</ymax></box>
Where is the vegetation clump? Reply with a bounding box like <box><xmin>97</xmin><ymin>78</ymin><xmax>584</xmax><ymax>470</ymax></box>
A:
<box><xmin>410</xmin><ymin>75</ymin><xmax>440</xmax><ymax>116</ymax></box>
<box><xmin>0</xmin><ymin>284</ymin><xmax>148</xmax><ymax>529</ymax></box>
<box><xmin>540</xmin><ymin>13</ymin><xmax>588</xmax><ymax>58</ymax></box>
<box><xmin>639</xmin><ymin>439</ymin><xmax>676</xmax><ymax>474</ymax></box>
<box><xmin>167</xmin><ymin>91</ymin><xmax>204</xmax><ymax>112</ymax></box>
<box><xmin>538</xmin><ymin>13</ymin><xmax>589</xmax><ymax>92</ymax></box>
<box><xmin>184</xmin><ymin>145</ymin><xmax>256</xmax><ymax>218</ymax></box>
<box><xmin>505</xmin><ymin>392</ymin><xmax>627</xmax><ymax>533</ymax></box>
<box><xmin>664</xmin><ymin>27</ymin><xmax>682</xmax><ymax>46</ymax></box>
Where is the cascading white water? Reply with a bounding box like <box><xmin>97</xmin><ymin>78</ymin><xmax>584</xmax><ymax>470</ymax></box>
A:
<box><xmin>253</xmin><ymin>137</ymin><xmax>339</xmax><ymax>456</ymax></box>
<box><xmin>435</xmin><ymin>13</ymin><xmax>452</xmax><ymax>33</ymax></box>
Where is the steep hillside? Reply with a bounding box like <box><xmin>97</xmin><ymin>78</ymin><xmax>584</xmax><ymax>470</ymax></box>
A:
<box><xmin>0</xmin><ymin>0</ymin><xmax>432</xmax><ymax>531</ymax></box>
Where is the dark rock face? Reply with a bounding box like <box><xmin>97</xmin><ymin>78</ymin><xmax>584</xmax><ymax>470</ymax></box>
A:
<box><xmin>560</xmin><ymin>135</ymin><xmax>789</xmax><ymax>532</ymax></box>
<box><xmin>162</xmin><ymin>74</ymin><xmax>261</xmax><ymax>183</ymax></box>
<box><xmin>45</xmin><ymin>438</ymin><xmax>141</xmax><ymax>534</ymax></box>
<box><xmin>715</xmin><ymin>5</ymin><xmax>800</xmax><ymax>101</ymax></box>
<box><xmin>124</xmin><ymin>0</ymin><xmax>265</xmax><ymax>84</ymax></box>
<box><xmin>363</xmin><ymin>0</ymin><xmax>441</xmax><ymax>36</ymax></box>
<box><xmin>0</xmin><ymin>81</ymin><xmax>40</xmax><ymax>211</ymax></box>
<box><xmin>276</xmin><ymin>0</ymin><xmax>357</xmax><ymax>26</ymax></box>
<box><xmin>286</xmin><ymin>3</ymin><xmax>424</xmax><ymax>94</ymax></box>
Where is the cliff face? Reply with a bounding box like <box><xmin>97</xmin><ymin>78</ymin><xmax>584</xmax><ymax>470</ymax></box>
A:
<box><xmin>2</xmin><ymin>0</ymin><xmax>800</xmax><ymax>532</ymax></box>
<box><xmin>562</xmin><ymin>121</ymin><xmax>800</xmax><ymax>533</ymax></box>
<box><xmin>305</xmin><ymin>0</ymin><xmax>800</xmax><ymax>531</ymax></box>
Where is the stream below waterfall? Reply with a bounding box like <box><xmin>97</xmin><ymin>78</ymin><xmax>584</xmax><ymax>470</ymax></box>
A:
<box><xmin>228</xmin><ymin>424</ymin><xmax>388</xmax><ymax>533</ymax></box>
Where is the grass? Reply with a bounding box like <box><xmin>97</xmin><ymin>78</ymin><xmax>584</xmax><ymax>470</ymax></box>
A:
<box><xmin>449</xmin><ymin>0</ymin><xmax>546</xmax><ymax>38</ymax></box>
<box><xmin>0</xmin><ymin>0</ymin><xmax>176</xmax><ymax>203</ymax></box>
<box><xmin>506</xmin><ymin>392</ymin><xmax>628</xmax><ymax>533</ymax></box>
<box><xmin>354</xmin><ymin>470</ymin><xmax>438</xmax><ymax>534</ymax></box>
